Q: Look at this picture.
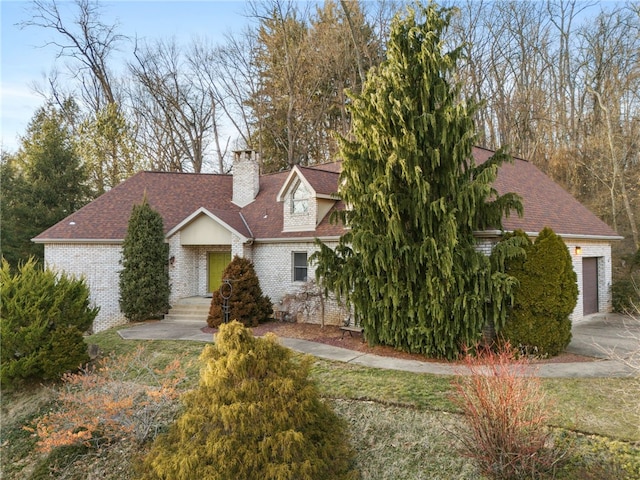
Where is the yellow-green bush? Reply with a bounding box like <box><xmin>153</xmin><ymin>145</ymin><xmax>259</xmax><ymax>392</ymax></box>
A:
<box><xmin>138</xmin><ymin>321</ymin><xmax>357</xmax><ymax>480</ymax></box>
<box><xmin>0</xmin><ymin>258</ymin><xmax>98</xmax><ymax>388</ymax></box>
<box><xmin>500</xmin><ymin>228</ymin><xmax>578</xmax><ymax>356</ymax></box>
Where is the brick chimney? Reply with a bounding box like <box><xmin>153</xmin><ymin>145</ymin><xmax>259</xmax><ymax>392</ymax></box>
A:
<box><xmin>232</xmin><ymin>150</ymin><xmax>260</xmax><ymax>207</ymax></box>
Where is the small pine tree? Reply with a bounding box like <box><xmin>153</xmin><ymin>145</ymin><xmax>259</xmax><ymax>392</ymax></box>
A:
<box><xmin>207</xmin><ymin>256</ymin><xmax>272</xmax><ymax>328</ymax></box>
<box><xmin>501</xmin><ymin>228</ymin><xmax>578</xmax><ymax>356</ymax></box>
<box><xmin>0</xmin><ymin>258</ymin><xmax>98</xmax><ymax>388</ymax></box>
<box><xmin>119</xmin><ymin>198</ymin><xmax>170</xmax><ymax>321</ymax></box>
<box><xmin>137</xmin><ymin>321</ymin><xmax>357</xmax><ymax>480</ymax></box>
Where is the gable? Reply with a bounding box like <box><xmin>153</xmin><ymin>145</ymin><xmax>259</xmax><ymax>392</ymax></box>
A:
<box><xmin>178</xmin><ymin>213</ymin><xmax>233</xmax><ymax>245</ymax></box>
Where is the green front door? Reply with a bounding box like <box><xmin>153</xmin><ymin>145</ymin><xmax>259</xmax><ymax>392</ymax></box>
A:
<box><xmin>208</xmin><ymin>252</ymin><xmax>231</xmax><ymax>294</ymax></box>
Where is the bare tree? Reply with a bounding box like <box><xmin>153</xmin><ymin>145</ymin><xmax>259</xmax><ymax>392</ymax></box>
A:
<box><xmin>129</xmin><ymin>38</ymin><xmax>217</xmax><ymax>173</ymax></box>
<box><xmin>22</xmin><ymin>0</ymin><xmax>125</xmax><ymax>112</ymax></box>
<box><xmin>578</xmin><ymin>6</ymin><xmax>640</xmax><ymax>248</ymax></box>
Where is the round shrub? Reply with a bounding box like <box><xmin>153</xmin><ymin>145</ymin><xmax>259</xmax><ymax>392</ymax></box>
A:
<box><xmin>207</xmin><ymin>255</ymin><xmax>272</xmax><ymax>328</ymax></box>
<box><xmin>137</xmin><ymin>321</ymin><xmax>357</xmax><ymax>480</ymax></box>
<box><xmin>0</xmin><ymin>258</ymin><xmax>99</xmax><ymax>388</ymax></box>
<box><xmin>500</xmin><ymin>228</ymin><xmax>578</xmax><ymax>357</ymax></box>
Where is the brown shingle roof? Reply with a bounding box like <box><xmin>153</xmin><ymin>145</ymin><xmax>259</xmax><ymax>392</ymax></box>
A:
<box><xmin>34</xmin><ymin>149</ymin><xmax>619</xmax><ymax>243</ymax></box>
<box><xmin>34</xmin><ymin>171</ymin><xmax>250</xmax><ymax>242</ymax></box>
<box><xmin>473</xmin><ymin>147</ymin><xmax>619</xmax><ymax>238</ymax></box>
<box><xmin>296</xmin><ymin>166</ymin><xmax>340</xmax><ymax>196</ymax></box>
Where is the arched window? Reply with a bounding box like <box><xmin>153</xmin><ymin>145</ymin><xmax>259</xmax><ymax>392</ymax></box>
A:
<box><xmin>291</xmin><ymin>180</ymin><xmax>309</xmax><ymax>214</ymax></box>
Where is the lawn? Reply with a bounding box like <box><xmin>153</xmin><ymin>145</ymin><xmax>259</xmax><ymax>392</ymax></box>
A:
<box><xmin>1</xmin><ymin>327</ymin><xmax>638</xmax><ymax>479</ymax></box>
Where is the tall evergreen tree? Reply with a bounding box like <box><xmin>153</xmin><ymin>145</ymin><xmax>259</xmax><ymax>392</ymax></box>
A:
<box><xmin>1</xmin><ymin>103</ymin><xmax>92</xmax><ymax>268</ymax></box>
<box><xmin>313</xmin><ymin>3</ymin><xmax>522</xmax><ymax>359</ymax></box>
<box><xmin>119</xmin><ymin>198</ymin><xmax>170</xmax><ymax>321</ymax></box>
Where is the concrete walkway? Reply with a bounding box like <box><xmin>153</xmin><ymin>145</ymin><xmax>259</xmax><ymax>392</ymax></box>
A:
<box><xmin>117</xmin><ymin>313</ymin><xmax>639</xmax><ymax>378</ymax></box>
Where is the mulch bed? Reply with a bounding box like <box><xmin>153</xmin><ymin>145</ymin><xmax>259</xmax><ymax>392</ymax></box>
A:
<box><xmin>202</xmin><ymin>321</ymin><xmax>595</xmax><ymax>365</ymax></box>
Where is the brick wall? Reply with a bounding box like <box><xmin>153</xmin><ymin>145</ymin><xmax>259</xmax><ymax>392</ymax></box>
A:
<box><xmin>282</xmin><ymin>188</ymin><xmax>317</xmax><ymax>232</ymax></box>
<box><xmin>250</xmin><ymin>240</ymin><xmax>346</xmax><ymax>325</ymax></box>
<box><xmin>232</xmin><ymin>150</ymin><xmax>259</xmax><ymax>207</ymax></box>
<box><xmin>564</xmin><ymin>239</ymin><xmax>612</xmax><ymax>321</ymax></box>
<box><xmin>45</xmin><ymin>243</ymin><xmax>127</xmax><ymax>333</ymax></box>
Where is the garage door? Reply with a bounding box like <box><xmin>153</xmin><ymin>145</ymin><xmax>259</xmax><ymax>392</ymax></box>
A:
<box><xmin>583</xmin><ymin>257</ymin><xmax>598</xmax><ymax>315</ymax></box>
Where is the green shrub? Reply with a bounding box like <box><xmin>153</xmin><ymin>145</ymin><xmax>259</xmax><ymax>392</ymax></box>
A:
<box><xmin>612</xmin><ymin>247</ymin><xmax>640</xmax><ymax>314</ymax></box>
<box><xmin>0</xmin><ymin>258</ymin><xmax>99</xmax><ymax>388</ymax></box>
<box><xmin>119</xmin><ymin>198</ymin><xmax>170</xmax><ymax>322</ymax></box>
<box><xmin>137</xmin><ymin>321</ymin><xmax>357</xmax><ymax>480</ymax></box>
<box><xmin>500</xmin><ymin>228</ymin><xmax>578</xmax><ymax>356</ymax></box>
<box><xmin>207</xmin><ymin>256</ymin><xmax>272</xmax><ymax>328</ymax></box>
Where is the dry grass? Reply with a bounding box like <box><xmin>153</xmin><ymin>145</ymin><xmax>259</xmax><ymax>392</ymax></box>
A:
<box><xmin>2</xmin><ymin>327</ymin><xmax>639</xmax><ymax>480</ymax></box>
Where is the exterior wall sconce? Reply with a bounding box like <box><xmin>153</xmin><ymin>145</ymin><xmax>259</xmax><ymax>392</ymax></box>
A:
<box><xmin>169</xmin><ymin>256</ymin><xmax>176</xmax><ymax>266</ymax></box>
<box><xmin>574</xmin><ymin>246</ymin><xmax>582</xmax><ymax>256</ymax></box>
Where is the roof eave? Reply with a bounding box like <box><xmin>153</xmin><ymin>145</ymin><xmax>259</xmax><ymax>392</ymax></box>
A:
<box><xmin>32</xmin><ymin>238</ymin><xmax>124</xmax><ymax>245</ymax></box>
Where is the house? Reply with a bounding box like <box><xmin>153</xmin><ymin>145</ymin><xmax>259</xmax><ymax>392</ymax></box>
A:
<box><xmin>33</xmin><ymin>147</ymin><xmax>621</xmax><ymax>332</ymax></box>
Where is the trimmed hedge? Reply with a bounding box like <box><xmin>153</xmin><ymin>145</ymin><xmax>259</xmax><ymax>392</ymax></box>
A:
<box><xmin>137</xmin><ymin>321</ymin><xmax>357</xmax><ymax>480</ymax></box>
<box><xmin>500</xmin><ymin>228</ymin><xmax>578</xmax><ymax>356</ymax></box>
<box><xmin>207</xmin><ymin>256</ymin><xmax>272</xmax><ymax>328</ymax></box>
<box><xmin>0</xmin><ymin>258</ymin><xmax>98</xmax><ymax>388</ymax></box>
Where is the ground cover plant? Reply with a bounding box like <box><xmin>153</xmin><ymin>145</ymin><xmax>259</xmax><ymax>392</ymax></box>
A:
<box><xmin>1</xmin><ymin>328</ymin><xmax>638</xmax><ymax>480</ymax></box>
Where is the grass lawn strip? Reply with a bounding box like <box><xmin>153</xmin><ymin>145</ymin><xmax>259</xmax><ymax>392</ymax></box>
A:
<box><xmin>1</xmin><ymin>329</ymin><xmax>638</xmax><ymax>479</ymax></box>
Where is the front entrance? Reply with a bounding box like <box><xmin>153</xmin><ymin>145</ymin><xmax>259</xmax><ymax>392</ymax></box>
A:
<box><xmin>583</xmin><ymin>257</ymin><xmax>599</xmax><ymax>315</ymax></box>
<box><xmin>208</xmin><ymin>252</ymin><xmax>231</xmax><ymax>294</ymax></box>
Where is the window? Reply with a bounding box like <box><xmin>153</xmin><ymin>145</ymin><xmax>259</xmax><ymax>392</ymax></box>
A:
<box><xmin>293</xmin><ymin>252</ymin><xmax>308</xmax><ymax>282</ymax></box>
<box><xmin>291</xmin><ymin>181</ymin><xmax>309</xmax><ymax>214</ymax></box>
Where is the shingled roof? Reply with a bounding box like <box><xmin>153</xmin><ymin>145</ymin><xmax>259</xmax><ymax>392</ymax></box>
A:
<box><xmin>473</xmin><ymin>146</ymin><xmax>619</xmax><ymax>238</ymax></box>
<box><xmin>34</xmin><ymin>148</ymin><xmax>619</xmax><ymax>243</ymax></box>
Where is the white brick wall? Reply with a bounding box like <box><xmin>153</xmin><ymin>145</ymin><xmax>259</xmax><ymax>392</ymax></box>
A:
<box><xmin>45</xmin><ymin>243</ymin><xmax>127</xmax><ymax>333</ymax></box>
<box><xmin>44</xmin><ymin>232</ymin><xmax>613</xmax><ymax>333</ymax></box>
<box><xmin>232</xmin><ymin>151</ymin><xmax>259</xmax><ymax>207</ymax></box>
<box><xmin>564</xmin><ymin>239</ymin><xmax>612</xmax><ymax>321</ymax></box>
<box><xmin>249</xmin><ymin>240</ymin><xmax>345</xmax><ymax>325</ymax></box>
<box><xmin>282</xmin><ymin>190</ymin><xmax>317</xmax><ymax>232</ymax></box>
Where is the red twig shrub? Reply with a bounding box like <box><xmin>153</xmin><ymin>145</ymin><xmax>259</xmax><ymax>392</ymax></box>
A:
<box><xmin>27</xmin><ymin>346</ymin><xmax>186</xmax><ymax>453</ymax></box>
<box><xmin>450</xmin><ymin>343</ymin><xmax>557</xmax><ymax>479</ymax></box>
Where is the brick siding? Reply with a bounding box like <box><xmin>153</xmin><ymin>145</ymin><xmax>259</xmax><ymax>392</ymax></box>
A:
<box><xmin>45</xmin><ymin>243</ymin><xmax>127</xmax><ymax>333</ymax></box>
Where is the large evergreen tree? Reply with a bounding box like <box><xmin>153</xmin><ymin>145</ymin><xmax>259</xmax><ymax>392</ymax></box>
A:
<box><xmin>119</xmin><ymin>198</ymin><xmax>170</xmax><ymax>321</ymax></box>
<box><xmin>1</xmin><ymin>102</ymin><xmax>92</xmax><ymax>268</ymax></box>
<box><xmin>313</xmin><ymin>3</ymin><xmax>522</xmax><ymax>359</ymax></box>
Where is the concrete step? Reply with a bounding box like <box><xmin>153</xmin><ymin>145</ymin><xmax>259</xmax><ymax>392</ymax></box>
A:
<box><xmin>163</xmin><ymin>297</ymin><xmax>211</xmax><ymax>323</ymax></box>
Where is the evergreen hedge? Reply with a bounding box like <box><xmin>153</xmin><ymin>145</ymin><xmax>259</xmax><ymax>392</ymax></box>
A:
<box><xmin>207</xmin><ymin>256</ymin><xmax>272</xmax><ymax>328</ymax></box>
<box><xmin>500</xmin><ymin>228</ymin><xmax>578</xmax><ymax>356</ymax></box>
<box><xmin>0</xmin><ymin>258</ymin><xmax>98</xmax><ymax>388</ymax></box>
<box><xmin>137</xmin><ymin>321</ymin><xmax>357</xmax><ymax>480</ymax></box>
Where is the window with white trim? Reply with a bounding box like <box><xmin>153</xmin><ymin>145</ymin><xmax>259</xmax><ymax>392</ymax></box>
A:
<box><xmin>291</xmin><ymin>181</ymin><xmax>309</xmax><ymax>214</ymax></box>
<box><xmin>292</xmin><ymin>252</ymin><xmax>308</xmax><ymax>282</ymax></box>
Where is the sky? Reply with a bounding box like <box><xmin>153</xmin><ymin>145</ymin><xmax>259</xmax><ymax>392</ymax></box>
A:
<box><xmin>0</xmin><ymin>0</ymin><xmax>253</xmax><ymax>153</ymax></box>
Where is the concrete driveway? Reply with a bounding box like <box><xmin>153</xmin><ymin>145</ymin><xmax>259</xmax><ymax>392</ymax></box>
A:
<box><xmin>567</xmin><ymin>312</ymin><xmax>640</xmax><ymax>363</ymax></box>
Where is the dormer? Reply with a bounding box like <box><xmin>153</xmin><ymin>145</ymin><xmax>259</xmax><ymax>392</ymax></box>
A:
<box><xmin>276</xmin><ymin>165</ymin><xmax>339</xmax><ymax>233</ymax></box>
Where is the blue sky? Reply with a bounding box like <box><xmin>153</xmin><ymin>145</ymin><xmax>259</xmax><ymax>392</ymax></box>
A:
<box><xmin>1</xmin><ymin>0</ymin><xmax>252</xmax><ymax>153</ymax></box>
